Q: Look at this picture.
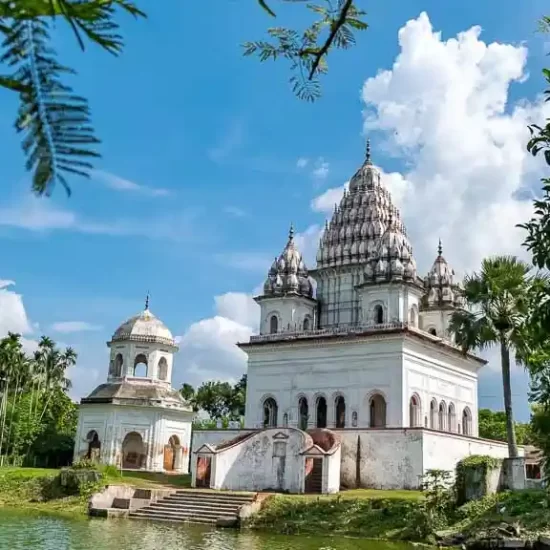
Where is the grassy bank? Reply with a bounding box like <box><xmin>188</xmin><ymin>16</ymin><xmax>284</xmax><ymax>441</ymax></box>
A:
<box><xmin>249</xmin><ymin>489</ymin><xmax>550</xmax><ymax>543</ymax></box>
<box><xmin>0</xmin><ymin>467</ymin><xmax>191</xmax><ymax>517</ymax></box>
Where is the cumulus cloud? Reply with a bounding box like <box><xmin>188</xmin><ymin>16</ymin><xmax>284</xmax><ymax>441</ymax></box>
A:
<box><xmin>312</xmin><ymin>157</ymin><xmax>330</xmax><ymax>180</ymax></box>
<box><xmin>51</xmin><ymin>321</ymin><xmax>103</xmax><ymax>334</ymax></box>
<box><xmin>296</xmin><ymin>157</ymin><xmax>309</xmax><ymax>168</ymax></box>
<box><xmin>359</xmin><ymin>12</ymin><xmax>549</xmax><ymax>275</ymax></box>
<box><xmin>175</xmin><ymin>293</ymin><xmax>258</xmax><ymax>387</ymax></box>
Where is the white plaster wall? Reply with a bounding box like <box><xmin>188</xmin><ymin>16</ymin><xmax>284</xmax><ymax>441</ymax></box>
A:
<box><xmin>337</xmin><ymin>429</ymin><xmax>424</xmax><ymax>489</ymax></box>
<box><xmin>74</xmin><ymin>403</ymin><xmax>193</xmax><ymax>472</ymax></box>
<box><xmin>258</xmin><ymin>296</ymin><xmax>317</xmax><ymax>335</ymax></box>
<box><xmin>403</xmin><ymin>338</ymin><xmax>480</xmax><ymax>434</ymax></box>
<box><xmin>357</xmin><ymin>283</ymin><xmax>423</xmax><ymax>325</ymax></box>
<box><xmin>422</xmin><ymin>431</ymin><xmax>520</xmax><ymax>476</ymax></box>
<box><xmin>326</xmin><ymin>447</ymin><xmax>341</xmax><ymax>493</ymax></box>
<box><xmin>244</xmin><ymin>337</ymin><xmax>404</xmax><ymax>430</ymax></box>
<box><xmin>191</xmin><ymin>430</ymin><xmax>253</xmax><ymax>454</ymax></box>
<box><xmin>211</xmin><ymin>429</ymin><xmax>306</xmax><ymax>493</ymax></box>
<box><xmin>419</xmin><ymin>310</ymin><xmax>453</xmax><ymax>339</ymax></box>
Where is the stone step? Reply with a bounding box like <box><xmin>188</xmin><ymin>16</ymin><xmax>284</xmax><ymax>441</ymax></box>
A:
<box><xmin>130</xmin><ymin>508</ymin><xmax>234</xmax><ymax>522</ymax></box>
<box><xmin>174</xmin><ymin>491</ymin><xmax>255</xmax><ymax>501</ymax></box>
<box><xmin>163</xmin><ymin>495</ymin><xmax>253</xmax><ymax>506</ymax></box>
<box><xmin>149</xmin><ymin>502</ymin><xmax>241</xmax><ymax>514</ymax></box>
<box><xmin>128</xmin><ymin>511</ymin><xmax>218</xmax><ymax>524</ymax></box>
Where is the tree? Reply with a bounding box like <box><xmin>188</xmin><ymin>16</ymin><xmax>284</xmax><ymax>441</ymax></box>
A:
<box><xmin>449</xmin><ymin>256</ymin><xmax>533</xmax><ymax>458</ymax></box>
<box><xmin>478</xmin><ymin>408</ymin><xmax>532</xmax><ymax>445</ymax></box>
<box><xmin>1</xmin><ymin>1</ymin><xmax>367</xmax><ymax>197</ymax></box>
<box><xmin>179</xmin><ymin>383</ymin><xmax>199</xmax><ymax>413</ymax></box>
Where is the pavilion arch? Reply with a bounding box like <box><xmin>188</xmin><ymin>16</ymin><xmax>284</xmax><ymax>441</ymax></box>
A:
<box><xmin>267</xmin><ymin>311</ymin><xmax>281</xmax><ymax>334</ymax></box>
<box><xmin>303</xmin><ymin>315</ymin><xmax>312</xmax><ymax>331</ymax></box>
<box><xmin>85</xmin><ymin>430</ymin><xmax>101</xmax><ymax>460</ymax></box>
<box><xmin>438</xmin><ymin>401</ymin><xmax>447</xmax><ymax>431</ymax></box>
<box><xmin>367</xmin><ymin>391</ymin><xmax>387</xmax><ymax>428</ymax></box>
<box><xmin>430</xmin><ymin>399</ymin><xmax>438</xmax><ymax>429</ymax></box>
<box><xmin>409</xmin><ymin>304</ymin><xmax>419</xmax><ymax>327</ymax></box>
<box><xmin>373</xmin><ymin>304</ymin><xmax>384</xmax><ymax>324</ymax></box>
<box><xmin>315</xmin><ymin>394</ymin><xmax>328</xmax><ymax>428</ymax></box>
<box><xmin>427</xmin><ymin>327</ymin><xmax>437</xmax><ymax>336</ymax></box>
<box><xmin>114</xmin><ymin>353</ymin><xmax>123</xmax><ymax>377</ymax></box>
<box><xmin>334</xmin><ymin>394</ymin><xmax>346</xmax><ymax>428</ymax></box>
<box><xmin>448</xmin><ymin>402</ymin><xmax>456</xmax><ymax>432</ymax></box>
<box><xmin>409</xmin><ymin>394</ymin><xmax>422</xmax><ymax>427</ymax></box>
<box><xmin>164</xmin><ymin>435</ymin><xmax>180</xmax><ymax>471</ymax></box>
<box><xmin>122</xmin><ymin>431</ymin><xmax>146</xmax><ymax>469</ymax></box>
<box><xmin>157</xmin><ymin>357</ymin><xmax>168</xmax><ymax>381</ymax></box>
<box><xmin>462</xmin><ymin>407</ymin><xmax>473</xmax><ymax>436</ymax></box>
<box><xmin>133</xmin><ymin>354</ymin><xmax>148</xmax><ymax>377</ymax></box>
<box><xmin>261</xmin><ymin>395</ymin><xmax>278</xmax><ymax>428</ymax></box>
<box><xmin>297</xmin><ymin>395</ymin><xmax>309</xmax><ymax>431</ymax></box>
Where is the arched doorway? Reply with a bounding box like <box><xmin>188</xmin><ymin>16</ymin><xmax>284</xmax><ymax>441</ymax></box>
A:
<box><xmin>164</xmin><ymin>435</ymin><xmax>179</xmax><ymax>471</ymax></box>
<box><xmin>133</xmin><ymin>354</ymin><xmax>148</xmax><ymax>377</ymax></box>
<box><xmin>335</xmin><ymin>395</ymin><xmax>346</xmax><ymax>428</ymax></box>
<box><xmin>122</xmin><ymin>431</ymin><xmax>145</xmax><ymax>469</ymax></box>
<box><xmin>86</xmin><ymin>430</ymin><xmax>101</xmax><ymax>461</ymax></box>
<box><xmin>263</xmin><ymin>397</ymin><xmax>278</xmax><ymax>427</ymax></box>
<box><xmin>369</xmin><ymin>394</ymin><xmax>387</xmax><ymax>427</ymax></box>
<box><xmin>298</xmin><ymin>397</ymin><xmax>309</xmax><ymax>430</ymax></box>
<box><xmin>316</xmin><ymin>396</ymin><xmax>327</xmax><ymax>428</ymax></box>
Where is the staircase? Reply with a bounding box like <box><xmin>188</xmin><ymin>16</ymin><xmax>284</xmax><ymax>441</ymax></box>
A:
<box><xmin>128</xmin><ymin>489</ymin><xmax>256</xmax><ymax>525</ymax></box>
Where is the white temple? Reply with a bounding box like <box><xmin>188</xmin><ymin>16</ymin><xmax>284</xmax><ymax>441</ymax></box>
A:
<box><xmin>73</xmin><ymin>298</ymin><xmax>193</xmax><ymax>473</ymax></box>
<box><xmin>190</xmin><ymin>142</ymin><xmax>515</xmax><ymax>493</ymax></box>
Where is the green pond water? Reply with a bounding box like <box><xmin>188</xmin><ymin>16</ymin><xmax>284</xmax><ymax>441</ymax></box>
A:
<box><xmin>0</xmin><ymin>510</ymin><xmax>415</xmax><ymax>550</ymax></box>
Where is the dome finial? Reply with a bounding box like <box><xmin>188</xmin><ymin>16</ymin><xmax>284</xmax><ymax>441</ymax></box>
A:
<box><xmin>365</xmin><ymin>138</ymin><xmax>372</xmax><ymax>165</ymax></box>
<box><xmin>438</xmin><ymin>238</ymin><xmax>443</xmax><ymax>257</ymax></box>
<box><xmin>144</xmin><ymin>291</ymin><xmax>150</xmax><ymax>311</ymax></box>
<box><xmin>288</xmin><ymin>222</ymin><xmax>295</xmax><ymax>241</ymax></box>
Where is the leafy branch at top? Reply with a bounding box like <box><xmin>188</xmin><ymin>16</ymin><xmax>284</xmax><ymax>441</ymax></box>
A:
<box><xmin>0</xmin><ymin>0</ymin><xmax>145</xmax><ymax>197</ymax></box>
<box><xmin>247</xmin><ymin>0</ymin><xmax>368</xmax><ymax>101</ymax></box>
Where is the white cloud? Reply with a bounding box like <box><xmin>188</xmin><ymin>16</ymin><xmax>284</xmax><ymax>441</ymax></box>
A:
<box><xmin>358</xmin><ymin>12</ymin><xmax>548</xmax><ymax>275</ymax></box>
<box><xmin>296</xmin><ymin>157</ymin><xmax>309</xmax><ymax>168</ymax></box>
<box><xmin>224</xmin><ymin>206</ymin><xmax>246</xmax><ymax>218</ymax></box>
<box><xmin>312</xmin><ymin>157</ymin><xmax>330</xmax><ymax>180</ymax></box>
<box><xmin>0</xmin><ymin>280</ymin><xmax>38</xmax><ymax>353</ymax></box>
<box><xmin>311</xmin><ymin>181</ymin><xmax>349</xmax><ymax>213</ymax></box>
<box><xmin>0</xmin><ymin>196</ymin><xmax>199</xmax><ymax>242</ymax></box>
<box><xmin>92</xmin><ymin>170</ymin><xmax>170</xmax><ymax>197</ymax></box>
<box><xmin>51</xmin><ymin>321</ymin><xmax>103</xmax><ymax>334</ymax></box>
<box><xmin>175</xmin><ymin>293</ymin><xmax>258</xmax><ymax>387</ymax></box>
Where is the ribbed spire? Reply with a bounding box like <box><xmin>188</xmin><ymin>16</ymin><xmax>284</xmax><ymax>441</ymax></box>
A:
<box><xmin>365</xmin><ymin>138</ymin><xmax>372</xmax><ymax>165</ymax></box>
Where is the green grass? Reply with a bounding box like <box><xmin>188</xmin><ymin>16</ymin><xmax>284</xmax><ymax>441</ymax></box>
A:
<box><xmin>289</xmin><ymin>489</ymin><xmax>423</xmax><ymax>501</ymax></box>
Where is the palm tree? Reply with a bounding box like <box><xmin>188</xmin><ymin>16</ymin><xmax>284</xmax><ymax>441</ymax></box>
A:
<box><xmin>449</xmin><ymin>256</ymin><xmax>532</xmax><ymax>458</ymax></box>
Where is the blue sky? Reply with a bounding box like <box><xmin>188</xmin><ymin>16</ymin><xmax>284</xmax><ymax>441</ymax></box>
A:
<box><xmin>1</xmin><ymin>0</ymin><xmax>549</xmax><ymax>421</ymax></box>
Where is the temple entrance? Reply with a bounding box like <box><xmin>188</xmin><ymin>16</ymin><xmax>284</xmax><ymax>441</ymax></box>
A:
<box><xmin>304</xmin><ymin>458</ymin><xmax>323</xmax><ymax>493</ymax></box>
<box><xmin>196</xmin><ymin>456</ymin><xmax>212</xmax><ymax>488</ymax></box>
<box><xmin>163</xmin><ymin>435</ymin><xmax>179</xmax><ymax>471</ymax></box>
<box><xmin>122</xmin><ymin>431</ymin><xmax>146</xmax><ymax>470</ymax></box>
<box><xmin>85</xmin><ymin>430</ymin><xmax>101</xmax><ymax>462</ymax></box>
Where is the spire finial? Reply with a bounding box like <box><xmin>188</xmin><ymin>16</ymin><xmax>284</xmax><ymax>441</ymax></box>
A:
<box><xmin>366</xmin><ymin>138</ymin><xmax>372</xmax><ymax>164</ymax></box>
<box><xmin>438</xmin><ymin>238</ymin><xmax>442</xmax><ymax>257</ymax></box>
<box><xmin>288</xmin><ymin>222</ymin><xmax>294</xmax><ymax>241</ymax></box>
<box><xmin>144</xmin><ymin>291</ymin><xmax>150</xmax><ymax>311</ymax></box>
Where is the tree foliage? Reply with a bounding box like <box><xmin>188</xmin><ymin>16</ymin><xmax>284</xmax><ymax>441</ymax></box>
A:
<box><xmin>0</xmin><ymin>333</ymin><xmax>77</xmax><ymax>467</ymax></box>
<box><xmin>449</xmin><ymin>256</ymin><xmax>533</xmax><ymax>457</ymax></box>
<box><xmin>478</xmin><ymin>408</ymin><xmax>532</xmax><ymax>445</ymax></box>
<box><xmin>1</xmin><ymin>0</ymin><xmax>367</xmax><ymax>197</ymax></box>
<box><xmin>180</xmin><ymin>374</ymin><xmax>247</xmax><ymax>421</ymax></box>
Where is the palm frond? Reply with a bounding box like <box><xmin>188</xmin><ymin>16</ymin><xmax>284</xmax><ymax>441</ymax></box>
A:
<box><xmin>1</xmin><ymin>18</ymin><xmax>100</xmax><ymax>196</ymax></box>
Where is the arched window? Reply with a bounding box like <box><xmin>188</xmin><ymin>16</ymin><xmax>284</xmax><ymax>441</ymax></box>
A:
<box><xmin>263</xmin><ymin>397</ymin><xmax>278</xmax><ymax>428</ymax></box>
<box><xmin>448</xmin><ymin>403</ymin><xmax>456</xmax><ymax>432</ymax></box>
<box><xmin>114</xmin><ymin>353</ymin><xmax>123</xmax><ymax>377</ymax></box>
<box><xmin>270</xmin><ymin>315</ymin><xmax>278</xmax><ymax>334</ymax></box>
<box><xmin>430</xmin><ymin>399</ymin><xmax>437</xmax><ymax>429</ymax></box>
<box><xmin>438</xmin><ymin>401</ymin><xmax>447</xmax><ymax>431</ymax></box>
<box><xmin>298</xmin><ymin>397</ymin><xmax>309</xmax><ymax>431</ymax></box>
<box><xmin>369</xmin><ymin>394</ymin><xmax>387</xmax><ymax>427</ymax></box>
<box><xmin>409</xmin><ymin>305</ymin><xmax>418</xmax><ymax>327</ymax></box>
<box><xmin>374</xmin><ymin>305</ymin><xmax>384</xmax><ymax>324</ymax></box>
<box><xmin>133</xmin><ymin>354</ymin><xmax>148</xmax><ymax>377</ymax></box>
<box><xmin>316</xmin><ymin>396</ymin><xmax>327</xmax><ymax>428</ymax></box>
<box><xmin>157</xmin><ymin>357</ymin><xmax>168</xmax><ymax>381</ymax></box>
<box><xmin>428</xmin><ymin>328</ymin><xmax>437</xmax><ymax>336</ymax></box>
<box><xmin>409</xmin><ymin>395</ymin><xmax>421</xmax><ymax>427</ymax></box>
<box><xmin>335</xmin><ymin>395</ymin><xmax>346</xmax><ymax>428</ymax></box>
<box><xmin>462</xmin><ymin>407</ymin><xmax>472</xmax><ymax>436</ymax></box>
<box><xmin>303</xmin><ymin>317</ymin><xmax>310</xmax><ymax>331</ymax></box>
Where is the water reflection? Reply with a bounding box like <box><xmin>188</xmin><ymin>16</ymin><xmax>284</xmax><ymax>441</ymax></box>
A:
<box><xmin>0</xmin><ymin>510</ymin><xmax>415</xmax><ymax>550</ymax></box>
